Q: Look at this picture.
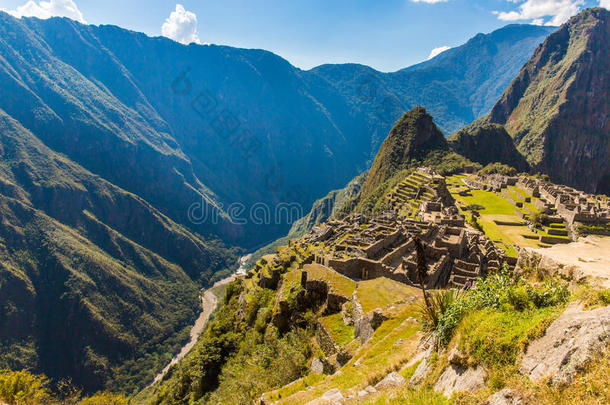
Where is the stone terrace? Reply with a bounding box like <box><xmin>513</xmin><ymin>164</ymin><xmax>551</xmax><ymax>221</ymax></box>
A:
<box><xmin>293</xmin><ymin>168</ymin><xmax>514</xmax><ymax>289</ymax></box>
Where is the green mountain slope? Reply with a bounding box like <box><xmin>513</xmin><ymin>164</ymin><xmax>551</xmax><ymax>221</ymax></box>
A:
<box><xmin>449</xmin><ymin>120</ymin><xmax>529</xmax><ymax>172</ymax></box>
<box><xmin>356</xmin><ymin>107</ymin><xmax>473</xmax><ymax>212</ymax></box>
<box><xmin>487</xmin><ymin>8</ymin><xmax>610</xmax><ymax>193</ymax></box>
<box><xmin>0</xmin><ymin>111</ymin><xmax>236</xmax><ymax>393</ymax></box>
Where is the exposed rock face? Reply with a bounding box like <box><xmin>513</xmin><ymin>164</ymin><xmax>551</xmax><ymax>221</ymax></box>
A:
<box><xmin>434</xmin><ymin>364</ymin><xmax>487</xmax><ymax>397</ymax></box>
<box><xmin>516</xmin><ymin>248</ymin><xmax>586</xmax><ymax>283</ymax></box>
<box><xmin>449</xmin><ymin>121</ymin><xmax>529</xmax><ymax>171</ymax></box>
<box><xmin>520</xmin><ymin>302</ymin><xmax>610</xmax><ymax>385</ymax></box>
<box><xmin>487</xmin><ymin>8</ymin><xmax>610</xmax><ymax>194</ymax></box>
<box><xmin>374</xmin><ymin>371</ymin><xmax>406</xmax><ymax>389</ymax></box>
<box><xmin>482</xmin><ymin>389</ymin><xmax>523</xmax><ymax>405</ymax></box>
<box><xmin>311</xmin><ymin>357</ymin><xmax>335</xmax><ymax>375</ymax></box>
<box><xmin>354</xmin><ymin>309</ymin><xmax>387</xmax><ymax>344</ymax></box>
<box><xmin>517</xmin><ymin>237</ymin><xmax>610</xmax><ymax>288</ymax></box>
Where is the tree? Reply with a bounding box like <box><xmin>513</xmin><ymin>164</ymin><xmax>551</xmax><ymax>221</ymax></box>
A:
<box><xmin>413</xmin><ymin>236</ymin><xmax>432</xmax><ymax>312</ymax></box>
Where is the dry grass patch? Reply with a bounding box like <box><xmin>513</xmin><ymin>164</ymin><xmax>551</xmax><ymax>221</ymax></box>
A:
<box><xmin>304</xmin><ymin>264</ymin><xmax>357</xmax><ymax>297</ymax></box>
<box><xmin>356</xmin><ymin>277</ymin><xmax>421</xmax><ymax>313</ymax></box>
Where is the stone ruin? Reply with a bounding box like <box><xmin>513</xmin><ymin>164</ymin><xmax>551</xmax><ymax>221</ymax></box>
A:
<box><xmin>291</xmin><ymin>168</ymin><xmax>515</xmax><ymax>290</ymax></box>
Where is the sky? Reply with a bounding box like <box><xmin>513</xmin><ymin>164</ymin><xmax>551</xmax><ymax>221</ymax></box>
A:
<box><xmin>1</xmin><ymin>0</ymin><xmax>608</xmax><ymax>72</ymax></box>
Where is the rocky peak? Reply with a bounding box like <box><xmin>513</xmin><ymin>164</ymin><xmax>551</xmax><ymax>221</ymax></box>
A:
<box><xmin>487</xmin><ymin>8</ymin><xmax>609</xmax><ymax>193</ymax></box>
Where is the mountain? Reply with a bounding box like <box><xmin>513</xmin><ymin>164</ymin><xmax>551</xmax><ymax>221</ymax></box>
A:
<box><xmin>0</xmin><ymin>11</ymin><xmax>555</xmax><ymax>393</ymax></box>
<box><xmin>0</xmin><ymin>12</ymin><xmax>554</xmax><ymax>248</ymax></box>
<box><xmin>449</xmin><ymin>120</ymin><xmax>529</xmax><ymax>172</ymax></box>
<box><xmin>0</xmin><ymin>111</ymin><xmax>237</xmax><ymax>393</ymax></box>
<box><xmin>361</xmin><ymin>107</ymin><xmax>449</xmax><ymax>197</ymax></box>
<box><xmin>306</xmin><ymin>23</ymin><xmax>556</xmax><ymax>154</ymax></box>
<box><xmin>487</xmin><ymin>8</ymin><xmax>610</xmax><ymax>193</ymax></box>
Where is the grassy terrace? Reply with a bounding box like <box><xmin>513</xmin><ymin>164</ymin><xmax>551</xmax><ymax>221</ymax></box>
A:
<box><xmin>319</xmin><ymin>313</ymin><xmax>354</xmax><ymax>347</ymax></box>
<box><xmin>271</xmin><ymin>304</ymin><xmax>422</xmax><ymax>404</ymax></box>
<box><xmin>356</xmin><ymin>277</ymin><xmax>421</xmax><ymax>313</ymax></box>
<box><xmin>304</xmin><ymin>264</ymin><xmax>357</xmax><ymax>297</ymax></box>
<box><xmin>447</xmin><ymin>176</ymin><xmax>541</xmax><ymax>256</ymax></box>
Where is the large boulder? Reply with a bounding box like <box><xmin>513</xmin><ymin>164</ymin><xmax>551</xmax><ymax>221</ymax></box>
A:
<box><xmin>354</xmin><ymin>309</ymin><xmax>387</xmax><ymax>344</ymax></box>
<box><xmin>305</xmin><ymin>389</ymin><xmax>344</xmax><ymax>405</ymax></box>
<box><xmin>482</xmin><ymin>389</ymin><xmax>523</xmax><ymax>405</ymax></box>
<box><xmin>434</xmin><ymin>364</ymin><xmax>487</xmax><ymax>397</ymax></box>
<box><xmin>519</xmin><ymin>302</ymin><xmax>610</xmax><ymax>385</ymax></box>
<box><xmin>374</xmin><ymin>371</ymin><xmax>406</xmax><ymax>390</ymax></box>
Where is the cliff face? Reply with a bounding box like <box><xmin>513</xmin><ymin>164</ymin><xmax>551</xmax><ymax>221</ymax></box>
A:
<box><xmin>449</xmin><ymin>121</ymin><xmax>529</xmax><ymax>172</ymax></box>
<box><xmin>488</xmin><ymin>8</ymin><xmax>610</xmax><ymax>193</ymax></box>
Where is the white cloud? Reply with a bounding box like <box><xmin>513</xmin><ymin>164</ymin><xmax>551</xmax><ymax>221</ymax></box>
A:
<box><xmin>2</xmin><ymin>0</ymin><xmax>85</xmax><ymax>23</ymax></box>
<box><xmin>427</xmin><ymin>46</ymin><xmax>451</xmax><ymax>60</ymax></box>
<box><xmin>162</xmin><ymin>4</ymin><xmax>201</xmax><ymax>45</ymax></box>
<box><xmin>494</xmin><ymin>0</ymin><xmax>584</xmax><ymax>26</ymax></box>
<box><xmin>599</xmin><ymin>0</ymin><xmax>610</xmax><ymax>9</ymax></box>
<box><xmin>411</xmin><ymin>0</ymin><xmax>449</xmax><ymax>3</ymax></box>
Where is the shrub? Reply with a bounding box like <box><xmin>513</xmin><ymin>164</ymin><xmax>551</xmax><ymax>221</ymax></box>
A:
<box><xmin>419</xmin><ymin>289</ymin><xmax>460</xmax><ymax>331</ymax></box>
<box><xmin>507</xmin><ymin>285</ymin><xmax>531</xmax><ymax>311</ymax></box>
<box><xmin>598</xmin><ymin>289</ymin><xmax>610</xmax><ymax>305</ymax></box>
<box><xmin>526</xmin><ymin>282</ymin><xmax>570</xmax><ymax>308</ymax></box>
<box><xmin>464</xmin><ymin>204</ymin><xmax>484</xmax><ymax>211</ymax></box>
<box><xmin>78</xmin><ymin>393</ymin><xmax>130</xmax><ymax>405</ymax></box>
<box><xmin>0</xmin><ymin>370</ymin><xmax>51</xmax><ymax>405</ymax></box>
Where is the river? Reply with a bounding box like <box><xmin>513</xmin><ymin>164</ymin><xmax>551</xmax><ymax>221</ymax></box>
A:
<box><xmin>150</xmin><ymin>254</ymin><xmax>251</xmax><ymax>385</ymax></box>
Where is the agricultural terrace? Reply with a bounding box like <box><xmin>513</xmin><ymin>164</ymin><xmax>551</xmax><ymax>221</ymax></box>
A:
<box><xmin>446</xmin><ymin>175</ymin><xmax>542</xmax><ymax>256</ymax></box>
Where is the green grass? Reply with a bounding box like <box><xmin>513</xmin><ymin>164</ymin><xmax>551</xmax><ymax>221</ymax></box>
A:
<box><xmin>279</xmin><ymin>267</ymin><xmax>302</xmax><ymax>301</ymax></box>
<box><xmin>319</xmin><ymin>313</ymin><xmax>354</xmax><ymax>347</ymax></box>
<box><xmin>451</xmin><ymin>188</ymin><xmax>542</xmax><ymax>255</ymax></box>
<box><xmin>454</xmin><ymin>189</ymin><xmax>517</xmax><ymax>215</ymax></box>
<box><xmin>304</xmin><ymin>264</ymin><xmax>357</xmax><ymax>297</ymax></box>
<box><xmin>455</xmin><ymin>306</ymin><xmax>563</xmax><ymax>367</ymax></box>
<box><xmin>274</xmin><ymin>304</ymin><xmax>421</xmax><ymax>404</ymax></box>
<box><xmin>356</xmin><ymin>278</ymin><xmax>421</xmax><ymax>313</ymax></box>
<box><xmin>354</xmin><ymin>387</ymin><xmax>450</xmax><ymax>405</ymax></box>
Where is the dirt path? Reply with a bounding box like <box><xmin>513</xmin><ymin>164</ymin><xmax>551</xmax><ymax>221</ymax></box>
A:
<box><xmin>532</xmin><ymin>236</ymin><xmax>610</xmax><ymax>288</ymax></box>
<box><xmin>150</xmin><ymin>274</ymin><xmax>238</xmax><ymax>385</ymax></box>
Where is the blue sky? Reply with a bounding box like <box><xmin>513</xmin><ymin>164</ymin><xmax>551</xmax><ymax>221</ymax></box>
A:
<box><xmin>1</xmin><ymin>0</ymin><xmax>607</xmax><ymax>71</ymax></box>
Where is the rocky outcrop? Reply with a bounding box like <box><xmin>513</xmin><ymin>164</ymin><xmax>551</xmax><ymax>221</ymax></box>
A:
<box><xmin>374</xmin><ymin>371</ymin><xmax>406</xmax><ymax>390</ymax></box>
<box><xmin>482</xmin><ymin>389</ymin><xmax>523</xmax><ymax>405</ymax></box>
<box><xmin>519</xmin><ymin>302</ymin><xmax>610</xmax><ymax>385</ymax></box>
<box><xmin>305</xmin><ymin>389</ymin><xmax>345</xmax><ymax>405</ymax></box>
<box><xmin>515</xmin><ymin>248</ymin><xmax>586</xmax><ymax>283</ymax></box>
<box><xmin>354</xmin><ymin>309</ymin><xmax>387</xmax><ymax>344</ymax></box>
<box><xmin>311</xmin><ymin>357</ymin><xmax>335</xmax><ymax>375</ymax></box>
<box><xmin>434</xmin><ymin>364</ymin><xmax>487</xmax><ymax>397</ymax></box>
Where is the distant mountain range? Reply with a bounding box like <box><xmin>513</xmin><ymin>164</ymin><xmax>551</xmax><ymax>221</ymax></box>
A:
<box><xmin>0</xmin><ymin>11</ymin><xmax>557</xmax><ymax>393</ymax></box>
<box><xmin>281</xmin><ymin>8</ymin><xmax>609</xmax><ymax>249</ymax></box>
<box><xmin>460</xmin><ymin>7</ymin><xmax>609</xmax><ymax>194</ymax></box>
<box><xmin>0</xmin><ymin>13</ymin><xmax>555</xmax><ymax>248</ymax></box>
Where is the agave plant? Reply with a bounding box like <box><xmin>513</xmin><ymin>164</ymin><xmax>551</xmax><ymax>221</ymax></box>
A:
<box><xmin>419</xmin><ymin>289</ymin><xmax>461</xmax><ymax>331</ymax></box>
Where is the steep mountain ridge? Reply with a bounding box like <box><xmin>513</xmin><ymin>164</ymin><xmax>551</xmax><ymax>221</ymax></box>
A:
<box><xmin>487</xmin><ymin>8</ymin><xmax>609</xmax><ymax>193</ymax></box>
<box><xmin>0</xmin><ymin>110</ymin><xmax>237</xmax><ymax>392</ymax></box>
<box><xmin>360</xmin><ymin>107</ymin><xmax>450</xmax><ymax>199</ymax></box>
<box><xmin>0</xmin><ymin>12</ymin><xmax>557</xmax><ymax>394</ymax></box>
<box><xmin>0</xmin><ymin>13</ymin><xmax>555</xmax><ymax>247</ymax></box>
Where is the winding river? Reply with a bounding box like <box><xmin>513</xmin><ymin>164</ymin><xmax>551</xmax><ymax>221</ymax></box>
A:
<box><xmin>151</xmin><ymin>254</ymin><xmax>251</xmax><ymax>385</ymax></box>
